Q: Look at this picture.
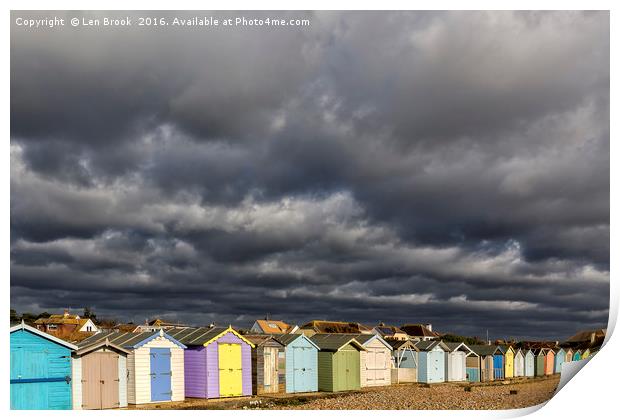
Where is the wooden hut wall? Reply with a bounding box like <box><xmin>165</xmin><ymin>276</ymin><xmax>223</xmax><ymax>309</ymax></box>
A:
<box><xmin>504</xmin><ymin>348</ymin><xmax>514</xmax><ymax>378</ymax></box>
<box><xmin>544</xmin><ymin>351</ymin><xmax>555</xmax><ymax>375</ymax></box>
<box><xmin>535</xmin><ymin>353</ymin><xmax>545</xmax><ymax>377</ymax></box>
<box><xmin>513</xmin><ymin>351</ymin><xmax>524</xmax><ymax>377</ymax></box>
<box><xmin>184</xmin><ymin>346</ymin><xmax>207</xmax><ymax>398</ymax></box>
<box><xmin>317</xmin><ymin>343</ymin><xmax>361</xmax><ymax>392</ymax></box>
<box><xmin>446</xmin><ymin>349</ymin><xmax>467</xmax><ymax>382</ymax></box>
<box><xmin>418</xmin><ymin>346</ymin><xmax>445</xmax><ymax>383</ymax></box>
<box><xmin>465</xmin><ymin>355</ymin><xmax>480</xmax><ymax>382</ymax></box>
<box><xmin>10</xmin><ymin>327</ymin><xmax>75</xmax><ymax>410</ymax></box>
<box><xmin>524</xmin><ymin>351</ymin><xmax>535</xmax><ymax>377</ymax></box>
<box><xmin>391</xmin><ymin>345</ymin><xmax>418</xmax><ymax>384</ymax></box>
<box><xmin>480</xmin><ymin>355</ymin><xmax>494</xmax><ymax>381</ymax></box>
<box><xmin>283</xmin><ymin>335</ymin><xmax>318</xmax><ymax>393</ymax></box>
<box><xmin>127</xmin><ymin>335</ymin><xmax>185</xmax><ymax>404</ymax></box>
<box><xmin>72</xmin><ymin>347</ymin><xmax>128</xmax><ymax>409</ymax></box>
<box><xmin>359</xmin><ymin>337</ymin><xmax>391</xmax><ymax>387</ymax></box>
<box><xmin>554</xmin><ymin>349</ymin><xmax>566</xmax><ymax>374</ymax></box>
<box><xmin>205</xmin><ymin>332</ymin><xmax>252</xmax><ymax>398</ymax></box>
<box><xmin>492</xmin><ymin>352</ymin><xmax>504</xmax><ymax>380</ymax></box>
<box><xmin>251</xmin><ymin>339</ymin><xmax>285</xmax><ymax>394</ymax></box>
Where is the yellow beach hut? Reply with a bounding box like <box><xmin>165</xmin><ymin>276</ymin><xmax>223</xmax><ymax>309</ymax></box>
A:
<box><xmin>502</xmin><ymin>346</ymin><xmax>515</xmax><ymax>378</ymax></box>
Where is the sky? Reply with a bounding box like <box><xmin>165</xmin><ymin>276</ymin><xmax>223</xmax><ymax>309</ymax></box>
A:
<box><xmin>10</xmin><ymin>11</ymin><xmax>609</xmax><ymax>340</ymax></box>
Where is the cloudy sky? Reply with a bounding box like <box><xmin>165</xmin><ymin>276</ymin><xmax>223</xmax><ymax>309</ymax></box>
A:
<box><xmin>10</xmin><ymin>11</ymin><xmax>609</xmax><ymax>340</ymax></box>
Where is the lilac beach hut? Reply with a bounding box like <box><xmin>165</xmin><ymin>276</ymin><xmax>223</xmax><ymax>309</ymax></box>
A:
<box><xmin>167</xmin><ymin>326</ymin><xmax>255</xmax><ymax>398</ymax></box>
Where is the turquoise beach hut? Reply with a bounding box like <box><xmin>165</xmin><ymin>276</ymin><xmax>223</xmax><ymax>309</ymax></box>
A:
<box><xmin>273</xmin><ymin>333</ymin><xmax>320</xmax><ymax>393</ymax></box>
<box><xmin>554</xmin><ymin>348</ymin><xmax>567</xmax><ymax>373</ymax></box>
<box><xmin>10</xmin><ymin>321</ymin><xmax>77</xmax><ymax>410</ymax></box>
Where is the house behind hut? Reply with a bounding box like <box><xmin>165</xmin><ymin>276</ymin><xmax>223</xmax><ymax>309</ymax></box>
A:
<box><xmin>34</xmin><ymin>309</ymin><xmax>99</xmax><ymax>340</ymax></box>
<box><xmin>400</xmin><ymin>324</ymin><xmax>440</xmax><ymax>341</ymax></box>
<box><xmin>250</xmin><ymin>319</ymin><xmax>299</xmax><ymax>334</ymax></box>
<box><xmin>300</xmin><ymin>320</ymin><xmax>373</xmax><ymax>337</ymax></box>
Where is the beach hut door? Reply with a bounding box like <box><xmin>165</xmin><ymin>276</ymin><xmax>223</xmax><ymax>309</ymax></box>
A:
<box><xmin>293</xmin><ymin>346</ymin><xmax>312</xmax><ymax>392</ymax></box>
<box><xmin>219</xmin><ymin>343</ymin><xmax>243</xmax><ymax>396</ymax></box>
<box><xmin>150</xmin><ymin>348</ymin><xmax>172</xmax><ymax>401</ymax></box>
<box><xmin>493</xmin><ymin>355</ymin><xmax>504</xmax><ymax>379</ymax></box>
<box><xmin>10</xmin><ymin>347</ymin><xmax>50</xmax><ymax>409</ymax></box>
<box><xmin>263</xmin><ymin>347</ymin><xmax>279</xmax><ymax>391</ymax></box>
<box><xmin>366</xmin><ymin>349</ymin><xmax>386</xmax><ymax>384</ymax></box>
<box><xmin>83</xmin><ymin>352</ymin><xmax>120</xmax><ymax>409</ymax></box>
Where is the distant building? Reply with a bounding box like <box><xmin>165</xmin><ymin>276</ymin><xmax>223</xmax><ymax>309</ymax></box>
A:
<box><xmin>400</xmin><ymin>324</ymin><xmax>440</xmax><ymax>341</ymax></box>
<box><xmin>34</xmin><ymin>309</ymin><xmax>99</xmax><ymax>340</ymax></box>
<box><xmin>133</xmin><ymin>318</ymin><xmax>190</xmax><ymax>332</ymax></box>
<box><xmin>519</xmin><ymin>340</ymin><xmax>560</xmax><ymax>350</ymax></box>
<box><xmin>99</xmin><ymin>322</ymin><xmax>139</xmax><ymax>333</ymax></box>
<box><xmin>250</xmin><ymin>319</ymin><xmax>299</xmax><ymax>334</ymax></box>
<box><xmin>373</xmin><ymin>323</ymin><xmax>409</xmax><ymax>341</ymax></box>
<box><xmin>562</xmin><ymin>328</ymin><xmax>606</xmax><ymax>347</ymax></box>
<box><xmin>299</xmin><ymin>320</ymin><xmax>374</xmax><ymax>337</ymax></box>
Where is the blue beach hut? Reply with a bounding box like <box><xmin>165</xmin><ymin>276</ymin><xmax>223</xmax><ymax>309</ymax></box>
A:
<box><xmin>10</xmin><ymin>321</ymin><xmax>78</xmax><ymax>410</ymax></box>
<box><xmin>273</xmin><ymin>333</ymin><xmax>320</xmax><ymax>393</ymax></box>
<box><xmin>554</xmin><ymin>348</ymin><xmax>567</xmax><ymax>373</ymax></box>
<box><xmin>416</xmin><ymin>340</ymin><xmax>449</xmax><ymax>383</ymax></box>
<box><xmin>492</xmin><ymin>346</ymin><xmax>505</xmax><ymax>380</ymax></box>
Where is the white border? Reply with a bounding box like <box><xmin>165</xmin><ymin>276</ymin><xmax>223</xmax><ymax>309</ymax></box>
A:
<box><xmin>3</xmin><ymin>2</ymin><xmax>616</xmax><ymax>420</ymax></box>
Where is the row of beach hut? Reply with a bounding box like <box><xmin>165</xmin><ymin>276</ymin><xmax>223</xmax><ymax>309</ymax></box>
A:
<box><xmin>10</xmin><ymin>322</ymin><xmax>591</xmax><ymax>410</ymax></box>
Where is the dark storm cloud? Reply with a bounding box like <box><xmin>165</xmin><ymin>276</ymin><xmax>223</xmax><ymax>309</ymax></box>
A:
<box><xmin>10</xmin><ymin>11</ymin><xmax>609</xmax><ymax>340</ymax></box>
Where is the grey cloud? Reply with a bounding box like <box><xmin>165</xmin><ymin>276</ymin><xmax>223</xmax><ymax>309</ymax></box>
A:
<box><xmin>10</xmin><ymin>11</ymin><xmax>609</xmax><ymax>340</ymax></box>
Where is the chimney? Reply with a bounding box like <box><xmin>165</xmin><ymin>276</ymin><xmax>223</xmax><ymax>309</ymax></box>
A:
<box><xmin>426</xmin><ymin>324</ymin><xmax>432</xmax><ymax>332</ymax></box>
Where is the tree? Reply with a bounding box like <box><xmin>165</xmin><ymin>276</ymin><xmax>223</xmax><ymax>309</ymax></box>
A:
<box><xmin>83</xmin><ymin>307</ymin><xmax>98</xmax><ymax>321</ymax></box>
<box><xmin>441</xmin><ymin>333</ymin><xmax>485</xmax><ymax>345</ymax></box>
<box><xmin>10</xmin><ymin>309</ymin><xmax>19</xmax><ymax>323</ymax></box>
<box><xmin>20</xmin><ymin>313</ymin><xmax>38</xmax><ymax>323</ymax></box>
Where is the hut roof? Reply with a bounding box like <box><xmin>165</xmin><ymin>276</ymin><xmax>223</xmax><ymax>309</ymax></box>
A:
<box><xmin>167</xmin><ymin>326</ymin><xmax>224</xmax><ymax>345</ymax></box>
<box><xmin>444</xmin><ymin>342</ymin><xmax>476</xmax><ymax>355</ymax></box>
<box><xmin>415</xmin><ymin>340</ymin><xmax>450</xmax><ymax>352</ymax></box>
<box><xmin>333</xmin><ymin>333</ymin><xmax>393</xmax><ymax>350</ymax></box>
<box><xmin>76</xmin><ymin>329</ymin><xmax>186</xmax><ymax>349</ymax></box>
<box><xmin>385</xmin><ymin>338</ymin><xmax>419</xmax><ymax>351</ymax></box>
<box><xmin>309</xmin><ymin>334</ymin><xmax>366</xmax><ymax>351</ymax></box>
<box><xmin>75</xmin><ymin>338</ymin><xmax>131</xmax><ymax>356</ymax></box>
<box><xmin>242</xmin><ymin>334</ymin><xmax>283</xmax><ymax>347</ymax></box>
<box><xmin>468</xmin><ymin>344</ymin><xmax>501</xmax><ymax>356</ymax></box>
<box><xmin>10</xmin><ymin>321</ymin><xmax>78</xmax><ymax>350</ymax></box>
<box><xmin>167</xmin><ymin>326</ymin><xmax>254</xmax><ymax>347</ymax></box>
<box><xmin>271</xmin><ymin>333</ymin><xmax>320</xmax><ymax>349</ymax></box>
